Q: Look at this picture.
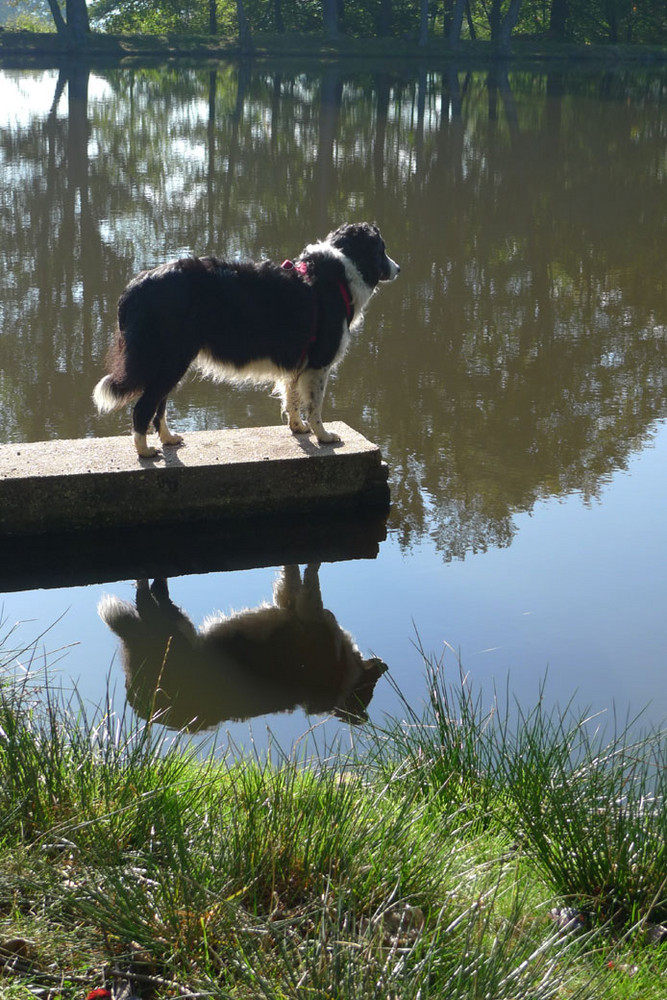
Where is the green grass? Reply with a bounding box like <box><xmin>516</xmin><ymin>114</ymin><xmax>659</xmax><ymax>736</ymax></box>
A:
<box><xmin>0</xmin><ymin>631</ymin><xmax>665</xmax><ymax>998</ymax></box>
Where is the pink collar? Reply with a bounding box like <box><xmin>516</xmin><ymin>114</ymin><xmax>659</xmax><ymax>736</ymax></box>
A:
<box><xmin>282</xmin><ymin>258</ymin><xmax>353</xmax><ymax>325</ymax></box>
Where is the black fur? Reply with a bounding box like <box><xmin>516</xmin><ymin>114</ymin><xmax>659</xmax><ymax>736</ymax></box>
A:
<box><xmin>93</xmin><ymin>222</ymin><xmax>399</xmax><ymax>458</ymax></box>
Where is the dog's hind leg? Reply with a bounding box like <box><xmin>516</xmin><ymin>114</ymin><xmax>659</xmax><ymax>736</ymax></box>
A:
<box><xmin>153</xmin><ymin>398</ymin><xmax>184</xmax><ymax>448</ymax></box>
<box><xmin>298</xmin><ymin>368</ymin><xmax>341</xmax><ymax>444</ymax></box>
<box><xmin>273</xmin><ymin>565</ymin><xmax>302</xmax><ymax>609</ymax></box>
<box><xmin>132</xmin><ymin>388</ymin><xmax>169</xmax><ymax>458</ymax></box>
<box><xmin>278</xmin><ymin>376</ymin><xmax>310</xmax><ymax>434</ymax></box>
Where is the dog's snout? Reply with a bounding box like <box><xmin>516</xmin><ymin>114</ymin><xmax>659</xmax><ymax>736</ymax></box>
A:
<box><xmin>384</xmin><ymin>256</ymin><xmax>400</xmax><ymax>280</ymax></box>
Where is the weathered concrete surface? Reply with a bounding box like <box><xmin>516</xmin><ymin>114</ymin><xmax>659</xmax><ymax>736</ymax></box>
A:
<box><xmin>0</xmin><ymin>422</ymin><xmax>390</xmax><ymax>537</ymax></box>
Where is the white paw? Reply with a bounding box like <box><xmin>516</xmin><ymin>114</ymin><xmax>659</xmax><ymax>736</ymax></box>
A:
<box><xmin>161</xmin><ymin>433</ymin><xmax>184</xmax><ymax>446</ymax></box>
<box><xmin>315</xmin><ymin>430</ymin><xmax>341</xmax><ymax>444</ymax></box>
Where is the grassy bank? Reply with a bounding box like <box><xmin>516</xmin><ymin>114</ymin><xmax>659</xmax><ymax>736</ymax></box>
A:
<box><xmin>0</xmin><ymin>635</ymin><xmax>665</xmax><ymax>998</ymax></box>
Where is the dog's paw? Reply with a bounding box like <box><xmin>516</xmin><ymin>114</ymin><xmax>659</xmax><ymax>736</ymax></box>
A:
<box><xmin>161</xmin><ymin>433</ymin><xmax>184</xmax><ymax>446</ymax></box>
<box><xmin>289</xmin><ymin>419</ymin><xmax>311</xmax><ymax>435</ymax></box>
<box><xmin>315</xmin><ymin>430</ymin><xmax>341</xmax><ymax>444</ymax></box>
<box><xmin>134</xmin><ymin>431</ymin><xmax>161</xmax><ymax>459</ymax></box>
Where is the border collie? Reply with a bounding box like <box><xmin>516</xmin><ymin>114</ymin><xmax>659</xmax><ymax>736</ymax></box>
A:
<box><xmin>93</xmin><ymin>222</ymin><xmax>399</xmax><ymax>458</ymax></box>
<box><xmin>98</xmin><ymin>565</ymin><xmax>387</xmax><ymax>728</ymax></box>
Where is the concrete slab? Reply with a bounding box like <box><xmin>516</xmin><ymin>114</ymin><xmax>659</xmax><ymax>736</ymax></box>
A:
<box><xmin>0</xmin><ymin>422</ymin><xmax>390</xmax><ymax>537</ymax></box>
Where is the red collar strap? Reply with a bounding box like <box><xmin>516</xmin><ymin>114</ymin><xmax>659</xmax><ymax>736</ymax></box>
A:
<box><xmin>282</xmin><ymin>259</ymin><xmax>316</xmax><ymax>365</ymax></box>
<box><xmin>282</xmin><ymin>259</ymin><xmax>354</xmax><ymax>326</ymax></box>
<box><xmin>338</xmin><ymin>280</ymin><xmax>353</xmax><ymax>325</ymax></box>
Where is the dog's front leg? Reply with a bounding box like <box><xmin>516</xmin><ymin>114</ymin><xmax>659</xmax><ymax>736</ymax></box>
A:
<box><xmin>279</xmin><ymin>377</ymin><xmax>310</xmax><ymax>434</ymax></box>
<box><xmin>299</xmin><ymin>369</ymin><xmax>341</xmax><ymax>444</ymax></box>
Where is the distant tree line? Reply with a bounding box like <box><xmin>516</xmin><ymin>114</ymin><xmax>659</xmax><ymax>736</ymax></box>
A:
<box><xmin>12</xmin><ymin>0</ymin><xmax>667</xmax><ymax>47</ymax></box>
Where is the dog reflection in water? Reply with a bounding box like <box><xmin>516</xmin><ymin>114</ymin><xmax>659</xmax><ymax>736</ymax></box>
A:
<box><xmin>98</xmin><ymin>564</ymin><xmax>387</xmax><ymax>731</ymax></box>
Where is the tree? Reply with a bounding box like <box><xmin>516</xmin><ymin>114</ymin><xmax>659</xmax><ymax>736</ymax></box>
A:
<box><xmin>419</xmin><ymin>0</ymin><xmax>428</xmax><ymax>45</ymax></box>
<box><xmin>47</xmin><ymin>0</ymin><xmax>90</xmax><ymax>38</ymax></box>
<box><xmin>273</xmin><ymin>0</ymin><xmax>285</xmax><ymax>33</ymax></box>
<box><xmin>485</xmin><ymin>0</ymin><xmax>524</xmax><ymax>50</ymax></box>
<box><xmin>322</xmin><ymin>0</ymin><xmax>339</xmax><ymax>38</ymax></box>
<box><xmin>449</xmin><ymin>0</ymin><xmax>467</xmax><ymax>45</ymax></box>
<box><xmin>377</xmin><ymin>0</ymin><xmax>392</xmax><ymax>36</ymax></box>
<box><xmin>236</xmin><ymin>0</ymin><xmax>252</xmax><ymax>46</ymax></box>
<box><xmin>549</xmin><ymin>0</ymin><xmax>569</xmax><ymax>39</ymax></box>
<box><xmin>496</xmin><ymin>0</ymin><xmax>523</xmax><ymax>49</ymax></box>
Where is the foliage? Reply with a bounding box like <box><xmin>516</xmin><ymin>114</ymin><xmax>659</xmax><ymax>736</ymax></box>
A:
<box><xmin>3</xmin><ymin>0</ymin><xmax>666</xmax><ymax>43</ymax></box>
<box><xmin>0</xmin><ymin>629</ymin><xmax>666</xmax><ymax>997</ymax></box>
<box><xmin>90</xmin><ymin>0</ymin><xmax>214</xmax><ymax>34</ymax></box>
<box><xmin>1</xmin><ymin>0</ymin><xmax>54</xmax><ymax>30</ymax></box>
<box><xmin>551</xmin><ymin>0</ymin><xmax>667</xmax><ymax>44</ymax></box>
<box><xmin>72</xmin><ymin>0</ymin><xmax>667</xmax><ymax>43</ymax></box>
<box><xmin>5</xmin><ymin>0</ymin><xmax>666</xmax><ymax>46</ymax></box>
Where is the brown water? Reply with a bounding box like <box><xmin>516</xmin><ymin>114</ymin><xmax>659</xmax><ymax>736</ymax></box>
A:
<box><xmin>1</xmin><ymin>63</ymin><xmax>666</xmax><ymax>744</ymax></box>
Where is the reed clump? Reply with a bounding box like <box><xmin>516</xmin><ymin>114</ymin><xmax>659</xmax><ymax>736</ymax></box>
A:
<box><xmin>0</xmin><ymin>631</ymin><xmax>665</xmax><ymax>999</ymax></box>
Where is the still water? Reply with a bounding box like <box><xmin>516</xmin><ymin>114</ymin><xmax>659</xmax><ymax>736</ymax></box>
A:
<box><xmin>1</xmin><ymin>62</ymin><xmax>666</xmax><ymax>748</ymax></box>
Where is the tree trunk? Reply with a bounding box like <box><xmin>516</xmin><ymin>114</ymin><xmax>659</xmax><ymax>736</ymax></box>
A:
<box><xmin>497</xmin><ymin>0</ymin><xmax>523</xmax><ymax>51</ymax></box>
<box><xmin>549</xmin><ymin>0</ymin><xmax>568</xmax><ymax>40</ymax></box>
<box><xmin>419</xmin><ymin>0</ymin><xmax>428</xmax><ymax>45</ymax></box>
<box><xmin>489</xmin><ymin>0</ymin><xmax>502</xmax><ymax>40</ymax></box>
<box><xmin>65</xmin><ymin>0</ymin><xmax>90</xmax><ymax>40</ymax></box>
<box><xmin>236</xmin><ymin>0</ymin><xmax>252</xmax><ymax>47</ymax></box>
<box><xmin>46</xmin><ymin>0</ymin><xmax>67</xmax><ymax>34</ymax></box>
<box><xmin>209</xmin><ymin>0</ymin><xmax>217</xmax><ymax>35</ymax></box>
<box><xmin>377</xmin><ymin>0</ymin><xmax>392</xmax><ymax>36</ymax></box>
<box><xmin>273</xmin><ymin>0</ymin><xmax>285</xmax><ymax>32</ymax></box>
<box><xmin>317</xmin><ymin>69</ymin><xmax>343</xmax><ymax>228</ymax></box>
<box><xmin>605</xmin><ymin>0</ymin><xmax>619</xmax><ymax>43</ymax></box>
<box><xmin>449</xmin><ymin>0</ymin><xmax>466</xmax><ymax>45</ymax></box>
<box><xmin>465</xmin><ymin>0</ymin><xmax>476</xmax><ymax>39</ymax></box>
<box><xmin>322</xmin><ymin>0</ymin><xmax>339</xmax><ymax>38</ymax></box>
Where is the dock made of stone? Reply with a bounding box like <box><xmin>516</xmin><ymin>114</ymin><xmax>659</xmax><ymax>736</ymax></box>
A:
<box><xmin>0</xmin><ymin>422</ymin><xmax>389</xmax><ymax>538</ymax></box>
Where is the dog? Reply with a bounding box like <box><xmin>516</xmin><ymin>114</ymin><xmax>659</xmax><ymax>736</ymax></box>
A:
<box><xmin>93</xmin><ymin>222</ymin><xmax>399</xmax><ymax>457</ymax></box>
<box><xmin>98</xmin><ymin>565</ymin><xmax>388</xmax><ymax>729</ymax></box>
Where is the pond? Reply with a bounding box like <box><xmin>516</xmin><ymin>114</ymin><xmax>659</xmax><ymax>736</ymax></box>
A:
<box><xmin>1</xmin><ymin>60</ymin><xmax>666</xmax><ymax>750</ymax></box>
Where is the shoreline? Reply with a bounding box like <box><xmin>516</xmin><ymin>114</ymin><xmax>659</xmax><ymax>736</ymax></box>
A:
<box><xmin>1</xmin><ymin>30</ymin><xmax>666</xmax><ymax>68</ymax></box>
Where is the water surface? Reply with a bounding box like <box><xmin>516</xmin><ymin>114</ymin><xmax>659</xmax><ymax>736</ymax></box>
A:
<box><xmin>1</xmin><ymin>62</ymin><xmax>665</xmax><ymax>746</ymax></box>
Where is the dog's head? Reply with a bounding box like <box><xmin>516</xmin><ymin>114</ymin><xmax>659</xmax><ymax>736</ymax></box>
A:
<box><xmin>326</xmin><ymin>222</ymin><xmax>400</xmax><ymax>288</ymax></box>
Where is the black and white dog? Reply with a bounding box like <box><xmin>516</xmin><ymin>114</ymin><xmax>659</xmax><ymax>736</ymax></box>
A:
<box><xmin>98</xmin><ymin>565</ymin><xmax>387</xmax><ymax>728</ymax></box>
<box><xmin>93</xmin><ymin>222</ymin><xmax>399</xmax><ymax>458</ymax></box>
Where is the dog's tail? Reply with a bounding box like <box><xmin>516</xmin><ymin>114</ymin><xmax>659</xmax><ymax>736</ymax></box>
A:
<box><xmin>97</xmin><ymin>593</ymin><xmax>140</xmax><ymax>635</ymax></box>
<box><xmin>94</xmin><ymin>324</ymin><xmax>145</xmax><ymax>413</ymax></box>
<box><xmin>93</xmin><ymin>373</ymin><xmax>140</xmax><ymax>413</ymax></box>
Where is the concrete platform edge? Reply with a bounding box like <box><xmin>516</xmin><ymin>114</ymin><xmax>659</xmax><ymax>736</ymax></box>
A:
<box><xmin>0</xmin><ymin>423</ymin><xmax>390</xmax><ymax>536</ymax></box>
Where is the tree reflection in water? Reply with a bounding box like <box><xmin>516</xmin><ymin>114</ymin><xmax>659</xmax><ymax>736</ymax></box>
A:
<box><xmin>1</xmin><ymin>64</ymin><xmax>665</xmax><ymax>561</ymax></box>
